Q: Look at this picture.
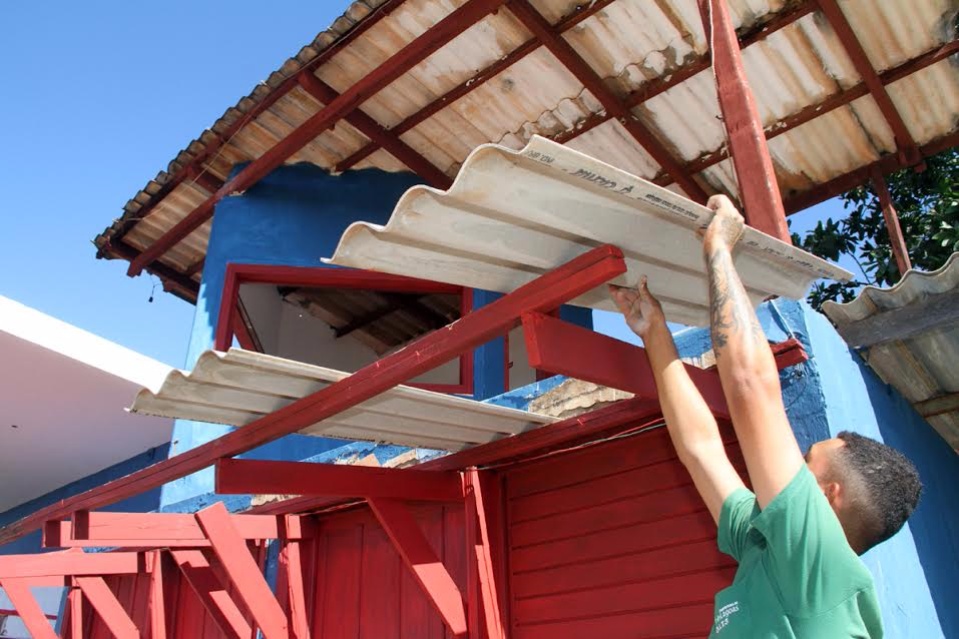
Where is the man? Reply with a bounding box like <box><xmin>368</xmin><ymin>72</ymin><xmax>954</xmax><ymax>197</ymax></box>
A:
<box><xmin>609</xmin><ymin>195</ymin><xmax>921</xmax><ymax>638</ymax></box>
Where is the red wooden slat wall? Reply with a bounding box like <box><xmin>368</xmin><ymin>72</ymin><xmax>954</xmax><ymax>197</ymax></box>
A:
<box><xmin>504</xmin><ymin>426</ymin><xmax>741</xmax><ymax>639</ymax></box>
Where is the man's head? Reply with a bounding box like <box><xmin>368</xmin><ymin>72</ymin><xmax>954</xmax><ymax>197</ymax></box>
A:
<box><xmin>805</xmin><ymin>432</ymin><xmax>922</xmax><ymax>555</ymax></box>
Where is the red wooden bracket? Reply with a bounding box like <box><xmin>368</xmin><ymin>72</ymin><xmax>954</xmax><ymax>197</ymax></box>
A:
<box><xmin>522</xmin><ymin>312</ymin><xmax>730</xmax><ymax>419</ymax></box>
<box><xmin>0</xmin><ymin>578</ymin><xmax>58</xmax><ymax>639</ymax></box>
<box><xmin>368</xmin><ymin>498</ymin><xmax>468</xmax><ymax>637</ymax></box>
<box><xmin>195</xmin><ymin>503</ymin><xmax>289</xmax><ymax>639</ymax></box>
<box><xmin>74</xmin><ymin>576</ymin><xmax>140</xmax><ymax>639</ymax></box>
<box><xmin>70</xmin><ymin>511</ymin><xmax>304</xmax><ymax>546</ymax></box>
<box><xmin>170</xmin><ymin>550</ymin><xmax>252</xmax><ymax>639</ymax></box>
<box><xmin>769</xmin><ymin>337</ymin><xmax>809</xmax><ymax>370</ymax></box>
<box><xmin>0</xmin><ymin>551</ymin><xmax>142</xmax><ymax>579</ymax></box>
<box><xmin>465</xmin><ymin>469</ymin><xmax>507</xmax><ymax>639</ymax></box>
<box><xmin>215</xmin><ymin>459</ymin><xmax>464</xmax><ymax>501</ymax></box>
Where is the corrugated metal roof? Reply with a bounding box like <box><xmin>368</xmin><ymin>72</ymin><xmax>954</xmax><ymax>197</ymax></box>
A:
<box><xmin>325</xmin><ymin>135</ymin><xmax>851</xmax><ymax>326</ymax></box>
<box><xmin>130</xmin><ymin>348</ymin><xmax>555</xmax><ymax>451</ymax></box>
<box><xmin>823</xmin><ymin>253</ymin><xmax>959</xmax><ymax>449</ymax></box>
<box><xmin>95</xmin><ymin>0</ymin><xmax>959</xmax><ymax>293</ymax></box>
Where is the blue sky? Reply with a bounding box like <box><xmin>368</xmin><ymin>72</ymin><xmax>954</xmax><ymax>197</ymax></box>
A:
<box><xmin>0</xmin><ymin>2</ymin><xmax>848</xmax><ymax>366</ymax></box>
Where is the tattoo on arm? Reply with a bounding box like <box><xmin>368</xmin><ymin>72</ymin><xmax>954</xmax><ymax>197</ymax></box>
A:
<box><xmin>707</xmin><ymin>249</ymin><xmax>763</xmax><ymax>355</ymax></box>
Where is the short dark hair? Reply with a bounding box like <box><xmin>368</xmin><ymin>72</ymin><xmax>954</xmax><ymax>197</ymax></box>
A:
<box><xmin>836</xmin><ymin>431</ymin><xmax>922</xmax><ymax>553</ymax></box>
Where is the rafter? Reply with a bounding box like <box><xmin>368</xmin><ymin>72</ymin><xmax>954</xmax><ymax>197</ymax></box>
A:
<box><xmin>127</xmin><ymin>0</ymin><xmax>509</xmax><ymax>277</ymax></box>
<box><xmin>815</xmin><ymin>0</ymin><xmax>920</xmax><ymax>165</ymax></box>
<box><xmin>506</xmin><ymin>0</ymin><xmax>707</xmax><ymax>202</ymax></box>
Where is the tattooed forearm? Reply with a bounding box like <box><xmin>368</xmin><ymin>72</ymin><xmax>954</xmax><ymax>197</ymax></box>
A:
<box><xmin>707</xmin><ymin>248</ymin><xmax>763</xmax><ymax>356</ymax></box>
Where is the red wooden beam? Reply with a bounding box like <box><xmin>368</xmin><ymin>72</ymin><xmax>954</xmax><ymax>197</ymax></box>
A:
<box><xmin>127</xmin><ymin>0</ymin><xmax>509</xmax><ymax>277</ymax></box>
<box><xmin>0</xmin><ymin>552</ymin><xmax>142</xmax><ymax>579</ymax></box>
<box><xmin>71</xmin><ymin>511</ymin><xmax>303</xmax><ymax>544</ymax></box>
<box><xmin>67</xmin><ymin>584</ymin><xmax>83</xmax><ymax>639</ymax></box>
<box><xmin>195</xmin><ymin>503</ymin><xmax>289</xmax><ymax>639</ymax></box>
<box><xmin>0</xmin><ymin>246</ymin><xmax>623</xmax><ymax>545</ymax></box>
<box><xmin>368</xmin><ymin>497</ymin><xmax>467</xmax><ymax>637</ymax></box>
<box><xmin>102</xmin><ymin>240</ymin><xmax>199</xmax><ymax>300</ymax></box>
<box><xmin>0</xmin><ymin>579</ymin><xmax>59</xmax><ymax>639</ymax></box>
<box><xmin>507</xmin><ymin>0</ymin><xmax>707</xmax><ymax>203</ymax></box>
<box><xmin>522</xmin><ymin>312</ymin><xmax>730</xmax><ymax>418</ymax></box>
<box><xmin>815</xmin><ymin>0</ymin><xmax>920</xmax><ymax>166</ymax></box>
<box><xmin>74</xmin><ymin>576</ymin><xmax>140</xmax><ymax>639</ymax></box>
<box><xmin>699</xmin><ymin>0</ymin><xmax>790</xmax><ymax>242</ymax></box>
<box><xmin>871</xmin><ymin>168</ymin><xmax>912</xmax><ymax>276</ymax></box>
<box><xmin>215</xmin><ymin>459</ymin><xmax>464</xmax><ymax>501</ymax></box>
<box><xmin>298</xmin><ymin>73</ymin><xmax>452</xmax><ymax>189</ymax></box>
<box><xmin>170</xmin><ymin>550</ymin><xmax>252</xmax><ymax>639</ymax></box>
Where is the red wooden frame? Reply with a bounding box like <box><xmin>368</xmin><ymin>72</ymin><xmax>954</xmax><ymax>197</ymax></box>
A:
<box><xmin>215</xmin><ymin>263</ymin><xmax>475</xmax><ymax>395</ymax></box>
<box><xmin>0</xmin><ymin>579</ymin><xmax>59</xmax><ymax>639</ymax></box>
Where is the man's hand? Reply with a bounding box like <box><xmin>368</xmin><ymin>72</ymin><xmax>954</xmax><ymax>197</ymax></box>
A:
<box><xmin>703</xmin><ymin>194</ymin><xmax>745</xmax><ymax>256</ymax></box>
<box><xmin>608</xmin><ymin>277</ymin><xmax>666</xmax><ymax>339</ymax></box>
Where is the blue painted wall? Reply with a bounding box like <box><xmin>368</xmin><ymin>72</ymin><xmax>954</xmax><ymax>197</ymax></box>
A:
<box><xmin>164</xmin><ymin>164</ymin><xmax>425</xmax><ymax>506</ymax></box>
<box><xmin>662</xmin><ymin>300</ymin><xmax>959</xmax><ymax>638</ymax></box>
<box><xmin>0</xmin><ymin>444</ymin><xmax>169</xmax><ymax>555</ymax></box>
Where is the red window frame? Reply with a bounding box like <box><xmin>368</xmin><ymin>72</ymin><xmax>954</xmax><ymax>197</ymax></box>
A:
<box><xmin>215</xmin><ymin>263</ymin><xmax>474</xmax><ymax>395</ymax></box>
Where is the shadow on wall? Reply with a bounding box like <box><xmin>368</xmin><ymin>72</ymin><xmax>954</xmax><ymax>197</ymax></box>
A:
<box><xmin>860</xmin><ymin>358</ymin><xmax>959</xmax><ymax>639</ymax></box>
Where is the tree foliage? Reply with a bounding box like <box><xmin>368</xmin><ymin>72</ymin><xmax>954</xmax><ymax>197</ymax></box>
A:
<box><xmin>792</xmin><ymin>148</ymin><xmax>959</xmax><ymax>310</ymax></box>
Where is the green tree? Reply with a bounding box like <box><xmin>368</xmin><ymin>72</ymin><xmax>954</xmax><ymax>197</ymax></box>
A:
<box><xmin>792</xmin><ymin>148</ymin><xmax>959</xmax><ymax>310</ymax></box>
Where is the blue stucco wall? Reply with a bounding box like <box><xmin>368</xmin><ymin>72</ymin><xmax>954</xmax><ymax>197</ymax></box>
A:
<box><xmin>164</xmin><ymin>164</ymin><xmax>424</xmax><ymax>506</ymax></box>
<box><xmin>0</xmin><ymin>444</ymin><xmax>169</xmax><ymax>555</ymax></box>
<box><xmin>666</xmin><ymin>300</ymin><xmax>959</xmax><ymax>638</ymax></box>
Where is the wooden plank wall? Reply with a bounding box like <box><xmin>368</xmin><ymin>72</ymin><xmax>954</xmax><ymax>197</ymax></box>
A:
<box><xmin>505</xmin><ymin>427</ymin><xmax>743</xmax><ymax>639</ymax></box>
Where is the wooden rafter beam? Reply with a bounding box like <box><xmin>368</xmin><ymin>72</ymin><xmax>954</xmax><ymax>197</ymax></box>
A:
<box><xmin>815</xmin><ymin>0</ymin><xmax>920</xmax><ymax>165</ymax></box>
<box><xmin>914</xmin><ymin>392</ymin><xmax>959</xmax><ymax>419</ymax></box>
<box><xmin>0</xmin><ymin>551</ymin><xmax>142</xmax><ymax>579</ymax></box>
<box><xmin>102</xmin><ymin>240</ymin><xmax>199</xmax><ymax>301</ymax></box>
<box><xmin>331</xmin><ymin>292</ymin><xmax>428</xmax><ymax>338</ymax></box>
<box><xmin>507</xmin><ymin>0</ymin><xmax>708</xmax><ymax>202</ymax></box>
<box><xmin>215</xmin><ymin>459</ymin><xmax>464</xmax><ymax>500</ymax></box>
<box><xmin>104</xmin><ymin>0</ymin><xmax>410</xmax><ymax>253</ymax></box>
<box><xmin>127</xmin><ymin>0</ymin><xmax>509</xmax><ymax>277</ymax></box>
<box><xmin>68</xmin><ymin>511</ymin><xmax>307</xmax><ymax>546</ymax></box>
<box><xmin>871</xmin><ymin>167</ymin><xmax>912</xmax><ymax>276</ymax></box>
<box><xmin>0</xmin><ymin>245</ymin><xmax>625</xmax><ymax>545</ymax></box>
<box><xmin>297</xmin><ymin>73</ymin><xmax>452</xmax><ymax>188</ymax></box>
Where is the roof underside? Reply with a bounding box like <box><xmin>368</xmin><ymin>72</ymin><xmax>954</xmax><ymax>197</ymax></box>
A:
<box><xmin>95</xmin><ymin>0</ymin><xmax>959</xmax><ymax>301</ymax></box>
<box><xmin>823</xmin><ymin>253</ymin><xmax>959</xmax><ymax>449</ymax></box>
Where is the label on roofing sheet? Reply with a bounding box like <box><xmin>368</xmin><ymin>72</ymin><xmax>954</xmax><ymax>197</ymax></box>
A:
<box><xmin>324</xmin><ymin>136</ymin><xmax>851</xmax><ymax>327</ymax></box>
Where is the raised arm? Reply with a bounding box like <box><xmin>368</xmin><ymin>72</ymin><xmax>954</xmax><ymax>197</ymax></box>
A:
<box><xmin>610</xmin><ymin>278</ymin><xmax>744</xmax><ymax>523</ymax></box>
<box><xmin>702</xmin><ymin>195</ymin><xmax>804</xmax><ymax>508</ymax></box>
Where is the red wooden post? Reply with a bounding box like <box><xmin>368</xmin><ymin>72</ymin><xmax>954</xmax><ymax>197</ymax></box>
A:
<box><xmin>465</xmin><ymin>469</ymin><xmax>507</xmax><ymax>639</ymax></box>
<box><xmin>278</xmin><ymin>516</ymin><xmax>311</xmax><ymax>639</ymax></box>
<box><xmin>213</xmin><ymin>264</ymin><xmax>241</xmax><ymax>351</ymax></box>
<box><xmin>147</xmin><ymin>551</ymin><xmax>167</xmax><ymax>639</ymax></box>
<box><xmin>368</xmin><ymin>498</ymin><xmax>468</xmax><ymax>637</ymax></box>
<box><xmin>0</xmin><ymin>578</ymin><xmax>58</xmax><ymax>639</ymax></box>
<box><xmin>68</xmin><ymin>582</ymin><xmax>84</xmax><ymax>639</ymax></box>
<box><xmin>74</xmin><ymin>576</ymin><xmax>140</xmax><ymax>639</ymax></box>
<box><xmin>194</xmin><ymin>503</ymin><xmax>289</xmax><ymax>639</ymax></box>
<box><xmin>698</xmin><ymin>0</ymin><xmax>790</xmax><ymax>242</ymax></box>
<box><xmin>521</xmin><ymin>312</ymin><xmax>730</xmax><ymax>418</ymax></box>
<box><xmin>170</xmin><ymin>550</ymin><xmax>252</xmax><ymax>639</ymax></box>
<box><xmin>870</xmin><ymin>168</ymin><xmax>912</xmax><ymax>277</ymax></box>
<box><xmin>215</xmin><ymin>459</ymin><xmax>464</xmax><ymax>501</ymax></box>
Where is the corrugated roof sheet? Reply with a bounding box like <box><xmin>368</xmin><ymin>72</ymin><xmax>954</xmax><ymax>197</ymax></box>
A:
<box><xmin>823</xmin><ymin>253</ymin><xmax>959</xmax><ymax>449</ymax></box>
<box><xmin>325</xmin><ymin>135</ymin><xmax>851</xmax><ymax>326</ymax></box>
<box><xmin>95</xmin><ymin>0</ymin><xmax>959</xmax><ymax>295</ymax></box>
<box><xmin>130</xmin><ymin>348</ymin><xmax>555</xmax><ymax>451</ymax></box>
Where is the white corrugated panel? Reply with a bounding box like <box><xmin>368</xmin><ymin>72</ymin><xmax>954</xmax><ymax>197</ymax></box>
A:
<box><xmin>823</xmin><ymin>253</ymin><xmax>959</xmax><ymax>449</ymax></box>
<box><xmin>325</xmin><ymin>136</ymin><xmax>851</xmax><ymax>327</ymax></box>
<box><xmin>130</xmin><ymin>349</ymin><xmax>555</xmax><ymax>451</ymax></box>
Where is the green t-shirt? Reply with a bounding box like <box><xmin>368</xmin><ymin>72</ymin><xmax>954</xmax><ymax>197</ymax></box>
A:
<box><xmin>708</xmin><ymin>465</ymin><xmax>883</xmax><ymax>638</ymax></box>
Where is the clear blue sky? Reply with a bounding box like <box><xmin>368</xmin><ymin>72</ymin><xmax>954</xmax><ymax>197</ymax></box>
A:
<box><xmin>0</xmin><ymin>2</ymin><xmax>847</xmax><ymax>366</ymax></box>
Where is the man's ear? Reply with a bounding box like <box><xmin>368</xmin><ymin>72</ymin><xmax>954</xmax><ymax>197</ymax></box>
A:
<box><xmin>823</xmin><ymin>481</ymin><xmax>842</xmax><ymax>508</ymax></box>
